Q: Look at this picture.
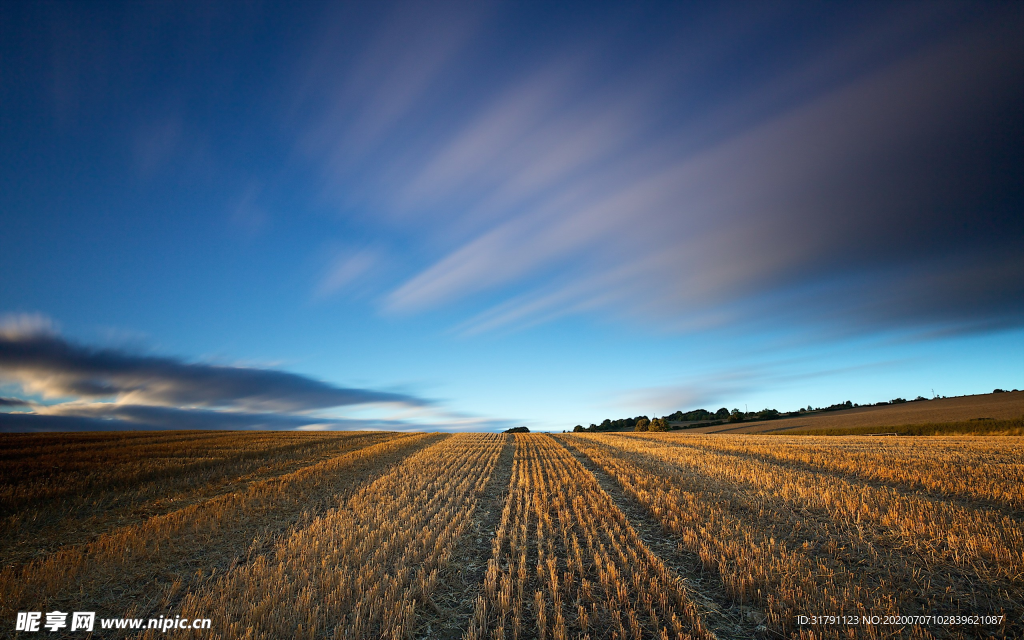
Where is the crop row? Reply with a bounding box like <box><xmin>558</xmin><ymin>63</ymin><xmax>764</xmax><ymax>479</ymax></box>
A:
<box><xmin>0</xmin><ymin>431</ymin><xmax>397</xmax><ymax>566</ymax></box>
<box><xmin>570</xmin><ymin>434</ymin><xmax>1020</xmax><ymax>638</ymax></box>
<box><xmin>5</xmin><ymin>430</ymin><xmax>1019</xmax><ymax>640</ymax></box>
<box><xmin>465</xmin><ymin>434</ymin><xmax>711</xmax><ymax>640</ymax></box>
<box><xmin>644</xmin><ymin>433</ymin><xmax>1024</xmax><ymax>511</ymax></box>
<box><xmin>0</xmin><ymin>430</ymin><xmax>378</xmax><ymax>510</ymax></box>
<box><xmin>0</xmin><ymin>433</ymin><xmax>441</xmax><ymax>630</ymax></box>
<box><xmin>618</xmin><ymin>434</ymin><xmax>1022</xmax><ymax>578</ymax></box>
<box><xmin>164</xmin><ymin>433</ymin><xmax>508</xmax><ymax>640</ymax></box>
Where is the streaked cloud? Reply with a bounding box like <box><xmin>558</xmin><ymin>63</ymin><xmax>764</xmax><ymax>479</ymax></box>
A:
<box><xmin>315</xmin><ymin>249</ymin><xmax>379</xmax><ymax>299</ymax></box>
<box><xmin>293</xmin><ymin>3</ymin><xmax>1021</xmax><ymax>339</ymax></box>
<box><xmin>2</xmin><ymin>1</ymin><xmax>1020</xmax><ymax>430</ymax></box>
<box><xmin>294</xmin><ymin>0</ymin><xmax>492</xmax><ymax>186</ymax></box>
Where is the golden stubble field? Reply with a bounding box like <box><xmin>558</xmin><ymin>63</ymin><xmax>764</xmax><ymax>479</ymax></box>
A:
<box><xmin>1</xmin><ymin>430</ymin><xmax>1021</xmax><ymax>639</ymax></box>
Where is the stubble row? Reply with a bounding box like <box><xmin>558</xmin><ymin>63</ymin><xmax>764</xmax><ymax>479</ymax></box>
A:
<box><xmin>569</xmin><ymin>434</ymin><xmax>1021</xmax><ymax>639</ymax></box>
<box><xmin>0</xmin><ymin>431</ymin><xmax>397</xmax><ymax>566</ymax></box>
<box><xmin>646</xmin><ymin>433</ymin><xmax>1024</xmax><ymax>512</ymax></box>
<box><xmin>0</xmin><ymin>432</ymin><xmax>439</xmax><ymax>629</ymax></box>
<box><xmin>165</xmin><ymin>433</ymin><xmax>507</xmax><ymax>640</ymax></box>
<box><xmin>464</xmin><ymin>433</ymin><xmax>712</xmax><ymax>640</ymax></box>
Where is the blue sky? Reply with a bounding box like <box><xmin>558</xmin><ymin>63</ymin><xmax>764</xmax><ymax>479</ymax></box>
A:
<box><xmin>1</xmin><ymin>0</ymin><xmax>1021</xmax><ymax>432</ymax></box>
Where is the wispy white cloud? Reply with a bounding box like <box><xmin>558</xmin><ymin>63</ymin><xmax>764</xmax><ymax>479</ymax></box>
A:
<box><xmin>314</xmin><ymin>249</ymin><xmax>379</xmax><ymax>299</ymax></box>
<box><xmin>0</xmin><ymin>313</ymin><xmax>58</xmax><ymax>339</ymax></box>
<box><xmin>375</xmin><ymin>12</ymin><xmax>1022</xmax><ymax>336</ymax></box>
<box><xmin>294</xmin><ymin>0</ymin><xmax>493</xmax><ymax>190</ymax></box>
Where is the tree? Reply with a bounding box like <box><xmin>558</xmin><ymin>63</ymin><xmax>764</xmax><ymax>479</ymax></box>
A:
<box><xmin>715</xmin><ymin>408</ymin><xmax>729</xmax><ymax>419</ymax></box>
<box><xmin>573</xmin><ymin>425</ymin><xmax>585</xmax><ymax>432</ymax></box>
<box><xmin>728</xmin><ymin>409</ymin><xmax>744</xmax><ymax>423</ymax></box>
<box><xmin>649</xmin><ymin>417</ymin><xmax>669</xmax><ymax>431</ymax></box>
<box><xmin>635</xmin><ymin>417</ymin><xmax>650</xmax><ymax>431</ymax></box>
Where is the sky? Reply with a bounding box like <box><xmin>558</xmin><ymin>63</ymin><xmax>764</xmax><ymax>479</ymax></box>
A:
<box><xmin>0</xmin><ymin>0</ymin><xmax>1021</xmax><ymax>432</ymax></box>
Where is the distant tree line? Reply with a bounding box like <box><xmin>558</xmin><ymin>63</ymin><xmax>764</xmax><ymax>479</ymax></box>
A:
<box><xmin>573</xmin><ymin>416</ymin><xmax>647</xmax><ymax>432</ymax></box>
<box><xmin>663</xmin><ymin>408</ymin><xmax>730</xmax><ymax>422</ymax></box>
<box><xmin>570</xmin><ymin>392</ymin><xmax>974</xmax><ymax>432</ymax></box>
<box><xmin>635</xmin><ymin>417</ymin><xmax>670</xmax><ymax>432</ymax></box>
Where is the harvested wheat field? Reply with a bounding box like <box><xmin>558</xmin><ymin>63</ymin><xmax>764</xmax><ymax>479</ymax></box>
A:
<box><xmin>2</xmin><ymin>430</ymin><xmax>1020</xmax><ymax>639</ymax></box>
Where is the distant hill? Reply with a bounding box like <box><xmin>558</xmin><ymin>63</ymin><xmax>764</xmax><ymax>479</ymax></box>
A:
<box><xmin>686</xmin><ymin>391</ymin><xmax>1024</xmax><ymax>434</ymax></box>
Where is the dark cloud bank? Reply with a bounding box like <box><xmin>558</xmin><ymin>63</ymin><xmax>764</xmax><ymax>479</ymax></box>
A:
<box><xmin>0</xmin><ymin>326</ymin><xmax>431</xmax><ymax>432</ymax></box>
<box><xmin>0</xmin><ymin>409</ymin><xmax>421</xmax><ymax>433</ymax></box>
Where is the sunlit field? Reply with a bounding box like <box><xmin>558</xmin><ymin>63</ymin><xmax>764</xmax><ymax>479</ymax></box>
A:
<box><xmin>1</xmin><ymin>430</ymin><xmax>1020</xmax><ymax>639</ymax></box>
